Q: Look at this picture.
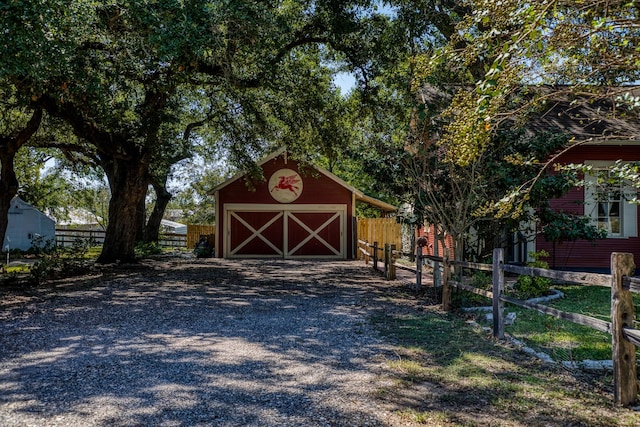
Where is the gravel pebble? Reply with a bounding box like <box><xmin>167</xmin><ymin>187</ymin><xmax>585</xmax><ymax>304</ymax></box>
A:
<box><xmin>0</xmin><ymin>258</ymin><xmax>412</xmax><ymax>427</ymax></box>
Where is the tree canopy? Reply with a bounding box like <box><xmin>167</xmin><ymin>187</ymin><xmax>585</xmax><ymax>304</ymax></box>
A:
<box><xmin>2</xmin><ymin>0</ymin><xmax>637</xmax><ymax>264</ymax></box>
<box><xmin>2</xmin><ymin>0</ymin><xmax>396</xmax><ymax>262</ymax></box>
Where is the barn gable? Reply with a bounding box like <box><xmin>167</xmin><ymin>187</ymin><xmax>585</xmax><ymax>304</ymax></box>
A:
<box><xmin>212</xmin><ymin>150</ymin><xmax>395</xmax><ymax>259</ymax></box>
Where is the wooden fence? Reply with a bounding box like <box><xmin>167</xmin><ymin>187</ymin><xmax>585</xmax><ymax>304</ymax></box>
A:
<box><xmin>55</xmin><ymin>229</ymin><xmax>187</xmax><ymax>248</ymax></box>
<box><xmin>357</xmin><ymin>242</ymin><xmax>640</xmax><ymax>406</ymax></box>
<box><xmin>356</xmin><ymin>218</ymin><xmax>402</xmax><ymax>259</ymax></box>
<box><xmin>357</xmin><ymin>239</ymin><xmax>399</xmax><ymax>280</ymax></box>
<box><xmin>186</xmin><ymin>224</ymin><xmax>215</xmax><ymax>249</ymax></box>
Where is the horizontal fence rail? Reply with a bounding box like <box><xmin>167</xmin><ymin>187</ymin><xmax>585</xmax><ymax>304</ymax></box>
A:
<box><xmin>499</xmin><ymin>293</ymin><xmax>611</xmax><ymax>334</ymax></box>
<box><xmin>502</xmin><ymin>264</ymin><xmax>611</xmax><ymax>287</ymax></box>
<box><xmin>623</xmin><ymin>276</ymin><xmax>640</xmax><ymax>293</ymax></box>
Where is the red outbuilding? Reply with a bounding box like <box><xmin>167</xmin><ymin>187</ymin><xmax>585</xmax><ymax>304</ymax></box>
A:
<box><xmin>211</xmin><ymin>150</ymin><xmax>396</xmax><ymax>259</ymax></box>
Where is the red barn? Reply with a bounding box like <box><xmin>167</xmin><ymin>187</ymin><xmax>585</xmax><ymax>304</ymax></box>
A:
<box><xmin>211</xmin><ymin>150</ymin><xmax>395</xmax><ymax>259</ymax></box>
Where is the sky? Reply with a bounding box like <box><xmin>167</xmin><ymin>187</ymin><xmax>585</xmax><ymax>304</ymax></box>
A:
<box><xmin>333</xmin><ymin>71</ymin><xmax>357</xmax><ymax>95</ymax></box>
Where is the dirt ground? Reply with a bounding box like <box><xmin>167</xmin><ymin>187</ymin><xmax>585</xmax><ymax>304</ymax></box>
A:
<box><xmin>1</xmin><ymin>256</ymin><xmax>639</xmax><ymax>426</ymax></box>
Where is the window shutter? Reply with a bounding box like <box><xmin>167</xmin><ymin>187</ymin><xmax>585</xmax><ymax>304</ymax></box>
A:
<box><xmin>584</xmin><ymin>173</ymin><xmax>597</xmax><ymax>221</ymax></box>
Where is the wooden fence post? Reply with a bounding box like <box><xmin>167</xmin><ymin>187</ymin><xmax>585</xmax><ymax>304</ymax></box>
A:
<box><xmin>442</xmin><ymin>248</ymin><xmax>451</xmax><ymax>311</ymax></box>
<box><xmin>364</xmin><ymin>241</ymin><xmax>370</xmax><ymax>264</ymax></box>
<box><xmin>373</xmin><ymin>241</ymin><xmax>378</xmax><ymax>271</ymax></box>
<box><xmin>492</xmin><ymin>248</ymin><xmax>505</xmax><ymax>339</ymax></box>
<box><xmin>416</xmin><ymin>245</ymin><xmax>422</xmax><ymax>291</ymax></box>
<box><xmin>384</xmin><ymin>243</ymin><xmax>390</xmax><ymax>279</ymax></box>
<box><xmin>611</xmin><ymin>252</ymin><xmax>637</xmax><ymax>406</ymax></box>
<box><xmin>390</xmin><ymin>244</ymin><xmax>397</xmax><ymax>280</ymax></box>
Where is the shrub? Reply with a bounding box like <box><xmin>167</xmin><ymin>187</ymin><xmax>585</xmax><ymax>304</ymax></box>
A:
<box><xmin>453</xmin><ymin>270</ymin><xmax>491</xmax><ymax>308</ymax></box>
<box><xmin>30</xmin><ymin>238</ymin><xmax>93</xmax><ymax>284</ymax></box>
<box><xmin>134</xmin><ymin>241</ymin><xmax>163</xmax><ymax>257</ymax></box>
<box><xmin>513</xmin><ymin>250</ymin><xmax>552</xmax><ymax>300</ymax></box>
<box><xmin>27</xmin><ymin>234</ymin><xmax>56</xmax><ymax>255</ymax></box>
<box><xmin>193</xmin><ymin>237</ymin><xmax>213</xmax><ymax>258</ymax></box>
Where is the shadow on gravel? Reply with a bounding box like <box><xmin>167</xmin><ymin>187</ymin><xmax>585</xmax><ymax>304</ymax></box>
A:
<box><xmin>3</xmin><ymin>258</ymin><xmax>637</xmax><ymax>427</ymax></box>
<box><xmin>0</xmin><ymin>258</ymin><xmax>405</xmax><ymax>426</ymax></box>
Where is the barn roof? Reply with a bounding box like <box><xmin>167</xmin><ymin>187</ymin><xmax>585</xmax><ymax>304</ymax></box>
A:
<box><xmin>10</xmin><ymin>197</ymin><xmax>56</xmax><ymax>223</ymax></box>
<box><xmin>210</xmin><ymin>149</ymin><xmax>397</xmax><ymax>212</ymax></box>
<box><xmin>521</xmin><ymin>86</ymin><xmax>640</xmax><ymax>143</ymax></box>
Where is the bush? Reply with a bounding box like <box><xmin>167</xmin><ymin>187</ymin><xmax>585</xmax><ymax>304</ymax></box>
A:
<box><xmin>27</xmin><ymin>234</ymin><xmax>57</xmax><ymax>255</ymax></box>
<box><xmin>452</xmin><ymin>270</ymin><xmax>491</xmax><ymax>308</ymax></box>
<box><xmin>513</xmin><ymin>250</ymin><xmax>552</xmax><ymax>300</ymax></box>
<box><xmin>30</xmin><ymin>238</ymin><xmax>93</xmax><ymax>284</ymax></box>
<box><xmin>193</xmin><ymin>237</ymin><xmax>213</xmax><ymax>258</ymax></box>
<box><xmin>134</xmin><ymin>241</ymin><xmax>163</xmax><ymax>257</ymax></box>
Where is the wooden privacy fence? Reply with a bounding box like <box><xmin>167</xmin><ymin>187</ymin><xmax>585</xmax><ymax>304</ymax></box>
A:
<box><xmin>186</xmin><ymin>224</ymin><xmax>215</xmax><ymax>249</ymax></box>
<box><xmin>357</xmin><ymin>244</ymin><xmax>640</xmax><ymax>406</ymax></box>
<box><xmin>357</xmin><ymin>218</ymin><xmax>401</xmax><ymax>255</ymax></box>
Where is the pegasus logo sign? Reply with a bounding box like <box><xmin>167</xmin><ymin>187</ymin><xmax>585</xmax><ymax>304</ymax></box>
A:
<box><xmin>272</xmin><ymin>174</ymin><xmax>300</xmax><ymax>196</ymax></box>
<box><xmin>269</xmin><ymin>169</ymin><xmax>303</xmax><ymax>203</ymax></box>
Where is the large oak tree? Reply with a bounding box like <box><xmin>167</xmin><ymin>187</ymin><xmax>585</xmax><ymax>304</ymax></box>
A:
<box><xmin>2</xmin><ymin>1</ymin><xmax>383</xmax><ymax>263</ymax></box>
<box><xmin>0</xmin><ymin>87</ymin><xmax>42</xmax><ymax>250</ymax></box>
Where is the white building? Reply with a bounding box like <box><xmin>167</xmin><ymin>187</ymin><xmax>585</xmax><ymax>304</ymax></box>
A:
<box><xmin>3</xmin><ymin>197</ymin><xmax>56</xmax><ymax>251</ymax></box>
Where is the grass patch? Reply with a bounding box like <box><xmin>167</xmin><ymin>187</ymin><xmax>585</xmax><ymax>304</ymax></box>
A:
<box><xmin>452</xmin><ymin>283</ymin><xmax>640</xmax><ymax>362</ymax></box>
<box><xmin>504</xmin><ymin>284</ymin><xmax>640</xmax><ymax>362</ymax></box>
<box><xmin>396</xmin><ymin>409</ymin><xmax>450</xmax><ymax>425</ymax></box>
<box><xmin>84</xmin><ymin>246</ymin><xmax>103</xmax><ymax>259</ymax></box>
<box><xmin>371</xmin><ymin>307</ymin><xmax>640</xmax><ymax>427</ymax></box>
<box><xmin>3</xmin><ymin>264</ymin><xmax>31</xmax><ymax>274</ymax></box>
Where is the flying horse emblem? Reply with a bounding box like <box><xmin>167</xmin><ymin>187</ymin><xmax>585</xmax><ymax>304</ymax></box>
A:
<box><xmin>271</xmin><ymin>174</ymin><xmax>301</xmax><ymax>196</ymax></box>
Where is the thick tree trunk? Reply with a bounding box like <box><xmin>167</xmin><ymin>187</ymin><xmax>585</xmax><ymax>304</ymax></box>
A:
<box><xmin>0</xmin><ymin>108</ymin><xmax>42</xmax><ymax>251</ymax></box>
<box><xmin>0</xmin><ymin>151</ymin><xmax>19</xmax><ymax>252</ymax></box>
<box><xmin>97</xmin><ymin>157</ymin><xmax>149</xmax><ymax>264</ymax></box>
<box><xmin>144</xmin><ymin>180</ymin><xmax>172</xmax><ymax>243</ymax></box>
<box><xmin>134</xmin><ymin>196</ymin><xmax>146</xmax><ymax>243</ymax></box>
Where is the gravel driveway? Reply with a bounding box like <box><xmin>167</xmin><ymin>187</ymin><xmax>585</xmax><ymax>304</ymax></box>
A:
<box><xmin>0</xmin><ymin>258</ymin><xmax>413</xmax><ymax>427</ymax></box>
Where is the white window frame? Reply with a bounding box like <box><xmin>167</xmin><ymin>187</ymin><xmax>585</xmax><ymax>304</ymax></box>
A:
<box><xmin>584</xmin><ymin>160</ymin><xmax>638</xmax><ymax>238</ymax></box>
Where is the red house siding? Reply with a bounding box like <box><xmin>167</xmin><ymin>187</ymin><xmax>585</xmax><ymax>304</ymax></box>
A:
<box><xmin>417</xmin><ymin>224</ymin><xmax>455</xmax><ymax>257</ymax></box>
<box><xmin>537</xmin><ymin>145</ymin><xmax>640</xmax><ymax>271</ymax></box>
<box><xmin>216</xmin><ymin>154</ymin><xmax>355</xmax><ymax>259</ymax></box>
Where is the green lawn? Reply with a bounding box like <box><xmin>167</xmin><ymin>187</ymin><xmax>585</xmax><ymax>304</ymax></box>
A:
<box><xmin>502</xmin><ymin>285</ymin><xmax>640</xmax><ymax>362</ymax></box>
<box><xmin>371</xmin><ymin>303</ymin><xmax>640</xmax><ymax>427</ymax></box>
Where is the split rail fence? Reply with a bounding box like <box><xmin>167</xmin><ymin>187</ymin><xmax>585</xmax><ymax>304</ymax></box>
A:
<box><xmin>357</xmin><ymin>240</ymin><xmax>640</xmax><ymax>407</ymax></box>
